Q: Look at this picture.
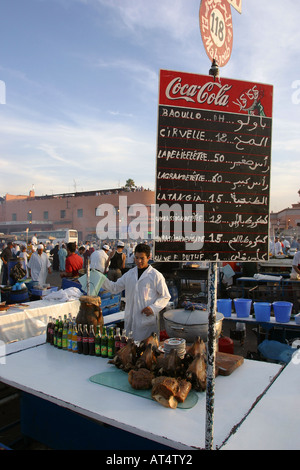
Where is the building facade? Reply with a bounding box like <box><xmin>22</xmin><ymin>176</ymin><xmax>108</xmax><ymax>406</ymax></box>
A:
<box><xmin>0</xmin><ymin>188</ymin><xmax>155</xmax><ymax>243</ymax></box>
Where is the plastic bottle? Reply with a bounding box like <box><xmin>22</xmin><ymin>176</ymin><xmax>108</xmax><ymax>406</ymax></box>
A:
<box><xmin>89</xmin><ymin>324</ymin><xmax>95</xmax><ymax>356</ymax></box>
<box><xmin>82</xmin><ymin>324</ymin><xmax>89</xmax><ymax>355</ymax></box>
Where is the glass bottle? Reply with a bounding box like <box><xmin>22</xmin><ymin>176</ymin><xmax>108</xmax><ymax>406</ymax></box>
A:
<box><xmin>71</xmin><ymin>322</ymin><xmax>78</xmax><ymax>353</ymax></box>
<box><xmin>57</xmin><ymin>316</ymin><xmax>63</xmax><ymax>349</ymax></box>
<box><xmin>62</xmin><ymin>315</ymin><xmax>68</xmax><ymax>350</ymax></box>
<box><xmin>53</xmin><ymin>318</ymin><xmax>59</xmax><ymax>347</ymax></box>
<box><xmin>101</xmin><ymin>326</ymin><xmax>108</xmax><ymax>358</ymax></box>
<box><xmin>77</xmin><ymin>324</ymin><xmax>83</xmax><ymax>354</ymax></box>
<box><xmin>95</xmin><ymin>326</ymin><xmax>101</xmax><ymax>357</ymax></box>
<box><xmin>114</xmin><ymin>327</ymin><xmax>121</xmax><ymax>353</ymax></box>
<box><xmin>82</xmin><ymin>324</ymin><xmax>89</xmax><ymax>355</ymax></box>
<box><xmin>67</xmin><ymin>318</ymin><xmax>73</xmax><ymax>352</ymax></box>
<box><xmin>108</xmin><ymin>327</ymin><xmax>115</xmax><ymax>359</ymax></box>
<box><xmin>89</xmin><ymin>324</ymin><xmax>95</xmax><ymax>356</ymax></box>
<box><xmin>46</xmin><ymin>316</ymin><xmax>52</xmax><ymax>343</ymax></box>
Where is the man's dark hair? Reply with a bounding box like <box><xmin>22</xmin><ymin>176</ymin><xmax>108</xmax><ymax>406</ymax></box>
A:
<box><xmin>67</xmin><ymin>242</ymin><xmax>76</xmax><ymax>253</ymax></box>
<box><xmin>134</xmin><ymin>243</ymin><xmax>150</xmax><ymax>257</ymax></box>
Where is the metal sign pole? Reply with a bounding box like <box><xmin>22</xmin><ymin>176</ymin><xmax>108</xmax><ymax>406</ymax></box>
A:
<box><xmin>205</xmin><ymin>261</ymin><xmax>218</xmax><ymax>450</ymax></box>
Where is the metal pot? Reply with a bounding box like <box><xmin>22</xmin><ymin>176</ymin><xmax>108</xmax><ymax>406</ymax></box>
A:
<box><xmin>163</xmin><ymin>308</ymin><xmax>224</xmax><ymax>343</ymax></box>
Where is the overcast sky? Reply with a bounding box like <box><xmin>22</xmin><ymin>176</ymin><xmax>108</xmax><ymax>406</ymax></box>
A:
<box><xmin>0</xmin><ymin>0</ymin><xmax>299</xmax><ymax>213</ymax></box>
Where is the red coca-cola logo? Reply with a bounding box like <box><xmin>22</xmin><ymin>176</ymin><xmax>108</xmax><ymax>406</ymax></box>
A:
<box><xmin>165</xmin><ymin>77</ymin><xmax>232</xmax><ymax>107</ymax></box>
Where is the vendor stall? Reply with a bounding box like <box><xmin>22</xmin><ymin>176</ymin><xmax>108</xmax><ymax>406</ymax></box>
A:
<box><xmin>0</xmin><ymin>298</ymin><xmax>80</xmax><ymax>344</ymax></box>
<box><xmin>0</xmin><ymin>337</ymin><xmax>281</xmax><ymax>450</ymax></box>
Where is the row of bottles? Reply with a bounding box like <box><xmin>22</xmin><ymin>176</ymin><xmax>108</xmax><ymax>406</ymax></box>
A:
<box><xmin>46</xmin><ymin>314</ymin><xmax>129</xmax><ymax>359</ymax></box>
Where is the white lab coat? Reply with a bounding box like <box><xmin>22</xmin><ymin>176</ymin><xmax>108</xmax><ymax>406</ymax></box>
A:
<box><xmin>101</xmin><ymin>265</ymin><xmax>171</xmax><ymax>342</ymax></box>
<box><xmin>28</xmin><ymin>251</ymin><xmax>51</xmax><ymax>286</ymax></box>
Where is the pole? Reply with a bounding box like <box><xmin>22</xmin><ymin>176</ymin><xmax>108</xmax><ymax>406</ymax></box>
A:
<box><xmin>205</xmin><ymin>261</ymin><xmax>218</xmax><ymax>450</ymax></box>
<box><xmin>87</xmin><ymin>259</ymin><xmax>90</xmax><ymax>296</ymax></box>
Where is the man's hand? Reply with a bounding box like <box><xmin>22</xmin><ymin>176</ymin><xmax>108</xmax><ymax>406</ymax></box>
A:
<box><xmin>141</xmin><ymin>306</ymin><xmax>154</xmax><ymax>317</ymax></box>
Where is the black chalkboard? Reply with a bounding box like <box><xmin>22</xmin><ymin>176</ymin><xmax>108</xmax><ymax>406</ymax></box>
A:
<box><xmin>154</xmin><ymin>71</ymin><xmax>273</xmax><ymax>262</ymax></box>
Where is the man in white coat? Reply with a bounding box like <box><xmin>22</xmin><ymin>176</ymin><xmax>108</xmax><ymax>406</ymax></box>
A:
<box><xmin>28</xmin><ymin>244</ymin><xmax>51</xmax><ymax>286</ymax></box>
<box><xmin>101</xmin><ymin>243</ymin><xmax>170</xmax><ymax>342</ymax></box>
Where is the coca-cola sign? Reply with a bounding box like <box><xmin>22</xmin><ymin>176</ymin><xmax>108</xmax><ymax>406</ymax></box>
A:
<box><xmin>166</xmin><ymin>77</ymin><xmax>232</xmax><ymax>107</ymax></box>
<box><xmin>159</xmin><ymin>70</ymin><xmax>273</xmax><ymax>117</ymax></box>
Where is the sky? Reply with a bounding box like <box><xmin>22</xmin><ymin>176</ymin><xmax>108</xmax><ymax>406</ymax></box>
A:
<box><xmin>0</xmin><ymin>0</ymin><xmax>299</xmax><ymax>213</ymax></box>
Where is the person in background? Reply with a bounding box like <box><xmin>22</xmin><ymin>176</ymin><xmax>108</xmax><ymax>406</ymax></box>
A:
<box><xmin>19</xmin><ymin>245</ymin><xmax>29</xmax><ymax>278</ymax></box>
<box><xmin>78</xmin><ymin>245</ymin><xmax>88</xmax><ymax>269</ymax></box>
<box><xmin>291</xmin><ymin>249</ymin><xmax>300</xmax><ymax>279</ymax></box>
<box><xmin>50</xmin><ymin>243</ymin><xmax>60</xmax><ymax>271</ymax></box>
<box><xmin>274</xmin><ymin>237</ymin><xmax>283</xmax><ymax>257</ymax></box>
<box><xmin>12</xmin><ymin>242</ymin><xmax>20</xmax><ymax>257</ymax></box>
<box><xmin>58</xmin><ymin>243</ymin><xmax>68</xmax><ymax>272</ymax></box>
<box><xmin>106</xmin><ymin>241</ymin><xmax>126</xmax><ymax>281</ymax></box>
<box><xmin>60</xmin><ymin>242</ymin><xmax>83</xmax><ymax>278</ymax></box>
<box><xmin>281</xmin><ymin>237</ymin><xmax>290</xmax><ymax>255</ymax></box>
<box><xmin>0</xmin><ymin>241</ymin><xmax>13</xmax><ymax>284</ymax></box>
<box><xmin>31</xmin><ymin>233</ymin><xmax>38</xmax><ymax>246</ymax></box>
<box><xmin>28</xmin><ymin>244</ymin><xmax>51</xmax><ymax>286</ymax></box>
<box><xmin>100</xmin><ymin>243</ymin><xmax>170</xmax><ymax>342</ymax></box>
<box><xmin>90</xmin><ymin>244</ymin><xmax>111</xmax><ymax>274</ymax></box>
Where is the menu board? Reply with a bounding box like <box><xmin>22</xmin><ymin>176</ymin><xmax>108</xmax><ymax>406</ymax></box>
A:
<box><xmin>154</xmin><ymin>69</ymin><xmax>273</xmax><ymax>262</ymax></box>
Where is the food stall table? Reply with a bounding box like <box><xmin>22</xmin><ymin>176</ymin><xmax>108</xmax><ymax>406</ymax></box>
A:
<box><xmin>224</xmin><ymin>313</ymin><xmax>300</xmax><ymax>345</ymax></box>
<box><xmin>0</xmin><ymin>338</ymin><xmax>281</xmax><ymax>450</ymax></box>
<box><xmin>221</xmin><ymin>349</ymin><xmax>300</xmax><ymax>450</ymax></box>
<box><xmin>0</xmin><ymin>299</ymin><xmax>81</xmax><ymax>344</ymax></box>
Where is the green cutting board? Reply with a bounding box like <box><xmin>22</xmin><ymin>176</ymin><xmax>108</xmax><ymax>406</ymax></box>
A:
<box><xmin>89</xmin><ymin>368</ymin><xmax>199</xmax><ymax>409</ymax></box>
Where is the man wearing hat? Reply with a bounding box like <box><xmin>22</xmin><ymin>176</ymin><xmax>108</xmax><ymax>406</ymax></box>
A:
<box><xmin>28</xmin><ymin>243</ymin><xmax>51</xmax><ymax>286</ymax></box>
<box><xmin>106</xmin><ymin>241</ymin><xmax>126</xmax><ymax>281</ymax></box>
<box><xmin>90</xmin><ymin>243</ymin><xmax>111</xmax><ymax>274</ymax></box>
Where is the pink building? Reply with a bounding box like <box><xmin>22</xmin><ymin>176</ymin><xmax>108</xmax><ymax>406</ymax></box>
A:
<box><xmin>0</xmin><ymin>188</ymin><xmax>155</xmax><ymax>243</ymax></box>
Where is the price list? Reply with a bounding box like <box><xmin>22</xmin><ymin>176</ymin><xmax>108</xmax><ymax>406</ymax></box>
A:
<box><xmin>154</xmin><ymin>70</ymin><xmax>273</xmax><ymax>262</ymax></box>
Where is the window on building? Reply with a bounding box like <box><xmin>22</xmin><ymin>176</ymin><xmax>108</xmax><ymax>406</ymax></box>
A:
<box><xmin>60</xmin><ymin>210</ymin><xmax>66</xmax><ymax>219</ymax></box>
<box><xmin>43</xmin><ymin>211</ymin><xmax>49</xmax><ymax>220</ymax></box>
<box><xmin>77</xmin><ymin>209</ymin><xmax>83</xmax><ymax>218</ymax></box>
<box><xmin>12</xmin><ymin>213</ymin><xmax>17</xmax><ymax>221</ymax></box>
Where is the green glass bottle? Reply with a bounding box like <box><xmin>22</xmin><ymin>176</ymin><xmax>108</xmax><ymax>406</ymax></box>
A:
<box><xmin>108</xmin><ymin>327</ymin><xmax>115</xmax><ymax>359</ymax></box>
<box><xmin>57</xmin><ymin>316</ymin><xmax>63</xmax><ymax>349</ymax></box>
<box><xmin>95</xmin><ymin>326</ymin><xmax>101</xmax><ymax>357</ymax></box>
<box><xmin>53</xmin><ymin>318</ymin><xmax>59</xmax><ymax>347</ymax></box>
<box><xmin>101</xmin><ymin>326</ymin><xmax>108</xmax><ymax>358</ymax></box>
<box><xmin>62</xmin><ymin>315</ymin><xmax>68</xmax><ymax>350</ymax></box>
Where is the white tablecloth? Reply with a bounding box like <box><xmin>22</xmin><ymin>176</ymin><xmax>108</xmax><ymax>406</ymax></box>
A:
<box><xmin>0</xmin><ymin>299</ymin><xmax>80</xmax><ymax>344</ymax></box>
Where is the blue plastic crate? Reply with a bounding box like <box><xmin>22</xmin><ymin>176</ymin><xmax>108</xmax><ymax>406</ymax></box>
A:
<box><xmin>31</xmin><ymin>286</ymin><xmax>58</xmax><ymax>297</ymax></box>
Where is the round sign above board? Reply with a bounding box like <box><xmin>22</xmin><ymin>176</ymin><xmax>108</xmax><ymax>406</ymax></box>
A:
<box><xmin>199</xmin><ymin>0</ymin><xmax>233</xmax><ymax>67</ymax></box>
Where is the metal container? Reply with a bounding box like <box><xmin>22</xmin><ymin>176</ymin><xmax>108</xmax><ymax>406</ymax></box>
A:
<box><xmin>163</xmin><ymin>308</ymin><xmax>224</xmax><ymax>343</ymax></box>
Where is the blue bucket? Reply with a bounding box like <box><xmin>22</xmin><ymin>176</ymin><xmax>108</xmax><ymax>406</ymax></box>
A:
<box><xmin>273</xmin><ymin>301</ymin><xmax>292</xmax><ymax>323</ymax></box>
<box><xmin>217</xmin><ymin>298</ymin><xmax>232</xmax><ymax>317</ymax></box>
<box><xmin>254</xmin><ymin>302</ymin><xmax>271</xmax><ymax>322</ymax></box>
<box><xmin>234</xmin><ymin>298</ymin><xmax>252</xmax><ymax>318</ymax></box>
<box><xmin>9</xmin><ymin>287</ymin><xmax>29</xmax><ymax>304</ymax></box>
